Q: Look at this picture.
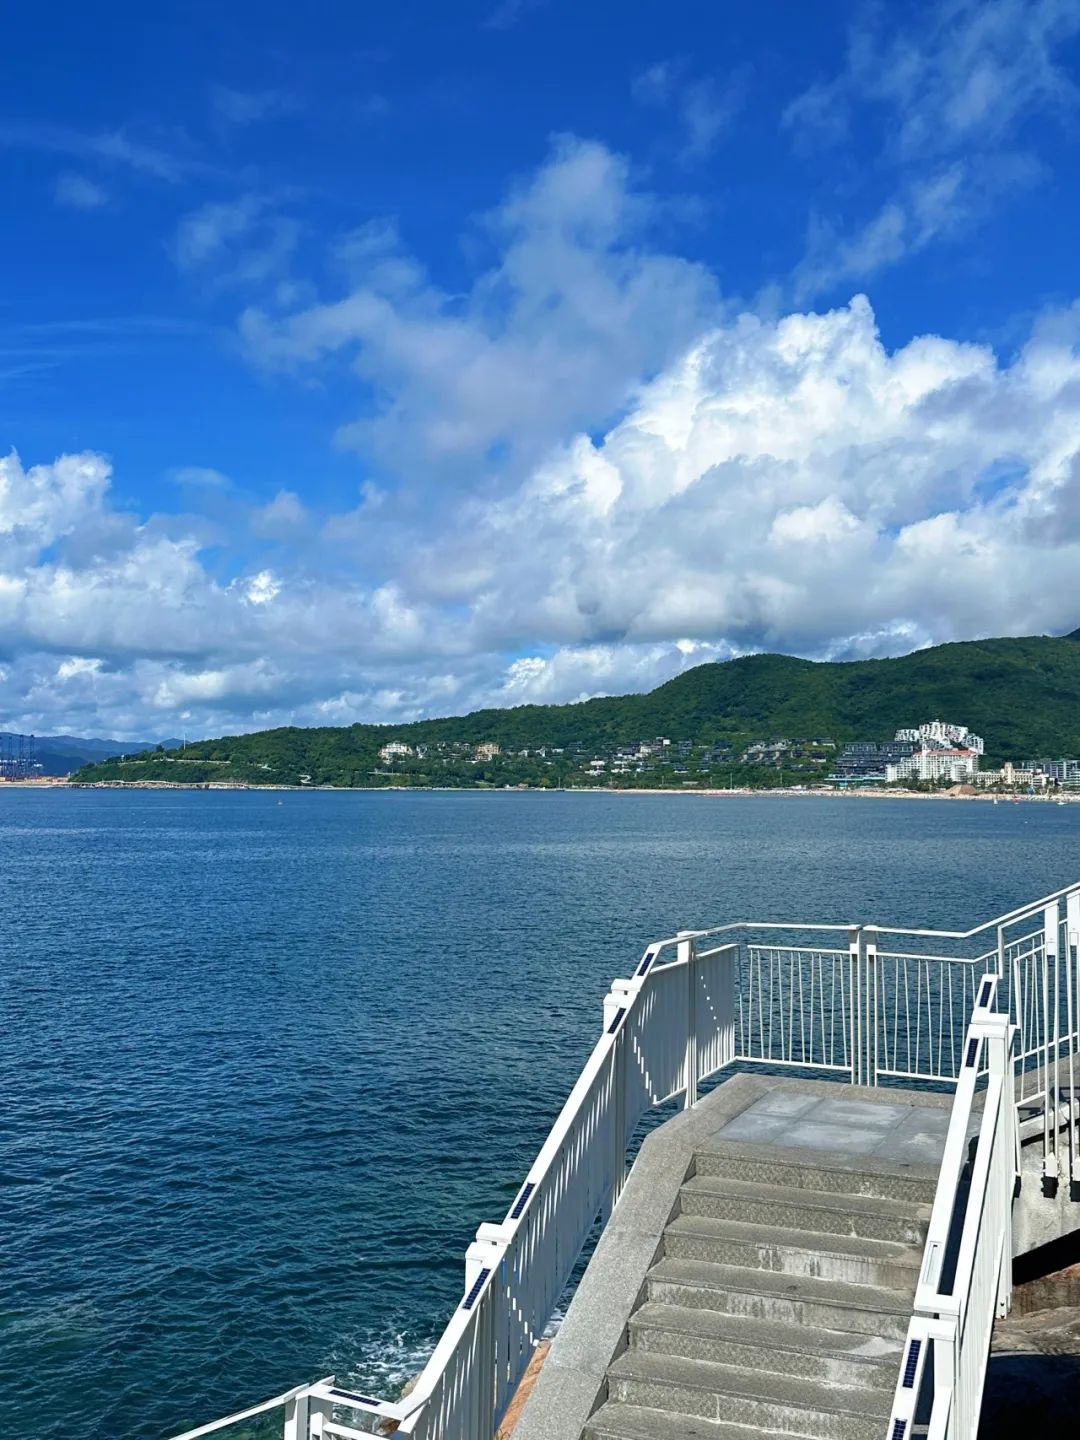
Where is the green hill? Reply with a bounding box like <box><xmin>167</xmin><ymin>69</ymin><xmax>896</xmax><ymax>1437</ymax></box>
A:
<box><xmin>71</xmin><ymin>631</ymin><xmax>1080</xmax><ymax>788</ymax></box>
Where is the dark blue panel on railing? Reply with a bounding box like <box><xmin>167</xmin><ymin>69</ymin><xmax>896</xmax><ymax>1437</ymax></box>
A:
<box><xmin>607</xmin><ymin>1007</ymin><xmax>626</xmax><ymax>1035</ymax></box>
<box><xmin>328</xmin><ymin>1388</ymin><xmax>381</xmax><ymax>1406</ymax></box>
<box><xmin>901</xmin><ymin>1338</ymin><xmax>921</xmax><ymax>1387</ymax></box>
<box><xmin>509</xmin><ymin>1182</ymin><xmax>535</xmax><ymax>1220</ymax></box>
<box><xmin>891</xmin><ymin>1422</ymin><xmax>907</xmax><ymax>1440</ymax></box>
<box><xmin>965</xmin><ymin>1037</ymin><xmax>981</xmax><ymax>1068</ymax></box>
<box><xmin>636</xmin><ymin>951</ymin><xmax>655</xmax><ymax>977</ymax></box>
<box><xmin>978</xmin><ymin>978</ymin><xmax>994</xmax><ymax>1008</ymax></box>
<box><xmin>462</xmin><ymin>1267</ymin><xmax>491</xmax><ymax>1311</ymax></box>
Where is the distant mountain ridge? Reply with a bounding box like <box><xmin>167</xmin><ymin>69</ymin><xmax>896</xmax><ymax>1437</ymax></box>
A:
<box><xmin>2</xmin><ymin>733</ymin><xmax>182</xmax><ymax>777</ymax></box>
<box><xmin>70</xmin><ymin>631</ymin><xmax>1080</xmax><ymax>787</ymax></box>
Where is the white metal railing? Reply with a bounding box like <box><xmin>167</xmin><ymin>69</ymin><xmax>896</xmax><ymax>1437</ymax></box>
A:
<box><xmin>886</xmin><ymin>974</ymin><xmax>1017</xmax><ymax>1440</ymax></box>
<box><xmin>168</xmin><ymin>882</ymin><xmax>1080</xmax><ymax>1440</ymax></box>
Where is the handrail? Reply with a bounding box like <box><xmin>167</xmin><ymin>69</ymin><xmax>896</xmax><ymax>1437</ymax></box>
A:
<box><xmin>891</xmin><ymin>973</ymin><xmax>1018</xmax><ymax>1440</ymax></box>
<box><xmin>679</xmin><ymin>876</ymin><xmax>1080</xmax><ymax>947</ymax></box>
<box><xmin>888</xmin><ymin>1316</ymin><xmax>955</xmax><ymax>1440</ymax></box>
<box><xmin>915</xmin><ymin>976</ymin><xmax>1000</xmax><ymax>1304</ymax></box>
<box><xmin>168</xmin><ymin>880</ymin><xmax>1078</xmax><ymax>1440</ymax></box>
<box><xmin>166</xmin><ymin>1377</ymin><xmax>333</xmax><ymax>1440</ymax></box>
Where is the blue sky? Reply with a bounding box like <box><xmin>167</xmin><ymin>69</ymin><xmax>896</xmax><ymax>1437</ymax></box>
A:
<box><xmin>3</xmin><ymin>0</ymin><xmax>1080</xmax><ymax>738</ymax></box>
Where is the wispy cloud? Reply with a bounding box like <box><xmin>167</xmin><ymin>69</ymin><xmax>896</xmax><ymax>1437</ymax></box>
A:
<box><xmin>0</xmin><ymin>314</ymin><xmax>214</xmax><ymax>381</ymax></box>
<box><xmin>786</xmin><ymin>0</ymin><xmax>1080</xmax><ymax>160</ymax></box>
<box><xmin>793</xmin><ymin>153</ymin><xmax>1042</xmax><ymax>300</ymax></box>
<box><xmin>484</xmin><ymin>0</ymin><xmax>547</xmax><ymax>31</ymax></box>
<box><xmin>171</xmin><ymin>466</ymin><xmax>235</xmax><ymax>491</ymax></box>
<box><xmin>783</xmin><ymin>0</ymin><xmax>1080</xmax><ymax>297</ymax></box>
<box><xmin>53</xmin><ymin>172</ymin><xmax>108</xmax><ymax>210</ymax></box>
<box><xmin>0</xmin><ymin>120</ymin><xmax>209</xmax><ymax>183</ymax></box>
<box><xmin>632</xmin><ymin>59</ymin><xmax>749</xmax><ymax>162</ymax></box>
<box><xmin>211</xmin><ymin>86</ymin><xmax>295</xmax><ymax>126</ymax></box>
<box><xmin>174</xmin><ymin>194</ymin><xmax>300</xmax><ymax>286</ymax></box>
<box><xmin>175</xmin><ymin>195</ymin><xmax>267</xmax><ymax>268</ymax></box>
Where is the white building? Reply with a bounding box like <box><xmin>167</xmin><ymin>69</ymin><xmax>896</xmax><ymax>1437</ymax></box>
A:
<box><xmin>378</xmin><ymin>741</ymin><xmax>413</xmax><ymax>763</ymax></box>
<box><xmin>1026</xmin><ymin>758</ymin><xmax>1080</xmax><ymax>787</ymax></box>
<box><xmin>895</xmin><ymin>720</ymin><xmax>984</xmax><ymax>756</ymax></box>
<box><xmin>974</xmin><ymin>764</ymin><xmax>1048</xmax><ymax>789</ymax></box>
<box><xmin>886</xmin><ymin>748</ymin><xmax>979</xmax><ymax>784</ymax></box>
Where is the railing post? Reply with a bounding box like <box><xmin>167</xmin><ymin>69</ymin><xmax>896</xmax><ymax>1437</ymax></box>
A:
<box><xmin>466</xmin><ymin>1224</ymin><xmax>507</xmax><ymax>1293</ymax></box>
<box><xmin>931</xmin><ymin>1322</ymin><xmax>957</xmax><ymax>1437</ymax></box>
<box><xmin>612</xmin><ymin>1021</ymin><xmax>627</xmax><ymax>1208</ymax></box>
<box><xmin>847</xmin><ymin>926</ymin><xmax>863</xmax><ymax>1085</ymax></box>
<box><xmin>1043</xmin><ymin>902</ymin><xmax>1059</xmax><ymax>1190</ymax></box>
<box><xmin>985</xmin><ymin>1009</ymin><xmax>1015</xmax><ymax>1319</ymax></box>
<box><xmin>284</xmin><ymin>1389</ymin><xmax>331</xmax><ymax>1440</ymax></box>
<box><xmin>719</xmin><ymin>942</ymin><xmax>738</xmax><ymax>1070</ymax></box>
<box><xmin>864</xmin><ymin>926</ymin><xmax>878</xmax><ymax>1087</ymax></box>
<box><xmin>679</xmin><ymin>932</ymin><xmax>698</xmax><ymax>1108</ymax></box>
<box><xmin>1069</xmin><ymin>890</ymin><xmax>1080</xmax><ymax>1191</ymax></box>
<box><xmin>603</xmin><ymin>983</ymin><xmax>631</xmax><ymax>1213</ymax></box>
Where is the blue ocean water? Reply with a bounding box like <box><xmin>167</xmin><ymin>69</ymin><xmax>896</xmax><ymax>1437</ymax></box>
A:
<box><xmin>4</xmin><ymin>788</ymin><xmax>1080</xmax><ymax>1440</ymax></box>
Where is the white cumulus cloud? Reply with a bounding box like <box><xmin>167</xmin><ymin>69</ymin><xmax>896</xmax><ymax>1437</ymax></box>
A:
<box><xmin>7</xmin><ymin>125</ymin><xmax>1080</xmax><ymax>741</ymax></box>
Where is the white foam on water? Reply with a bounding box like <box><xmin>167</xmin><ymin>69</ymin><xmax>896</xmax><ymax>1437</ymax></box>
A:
<box><xmin>329</xmin><ymin>1322</ymin><xmax>441</xmax><ymax>1400</ymax></box>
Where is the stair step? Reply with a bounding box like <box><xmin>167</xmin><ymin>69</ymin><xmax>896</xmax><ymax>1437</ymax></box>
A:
<box><xmin>664</xmin><ymin>1212</ymin><xmax>922</xmax><ymax>1289</ymax></box>
<box><xmin>680</xmin><ymin>1173</ymin><xmax>929</xmax><ymax>1243</ymax></box>
<box><xmin>607</xmin><ymin>1350</ymin><xmax>893</xmax><ymax>1439</ymax></box>
<box><xmin>583</xmin><ymin>1400</ymin><xmax>780</xmax><ymax>1440</ymax></box>
<box><xmin>646</xmin><ymin>1257</ymin><xmax>912</xmax><ymax>1337</ymax></box>
<box><xmin>693</xmin><ymin>1144</ymin><xmax>939</xmax><ymax>1204</ymax></box>
<box><xmin>628</xmin><ymin>1301</ymin><xmax>902</xmax><ymax>1390</ymax></box>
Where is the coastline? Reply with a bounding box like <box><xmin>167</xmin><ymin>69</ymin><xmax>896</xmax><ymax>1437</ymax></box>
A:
<box><xmin>11</xmin><ymin>778</ymin><xmax>1080</xmax><ymax>802</ymax></box>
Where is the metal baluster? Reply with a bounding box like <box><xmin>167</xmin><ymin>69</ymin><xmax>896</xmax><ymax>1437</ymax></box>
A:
<box><xmin>899</xmin><ymin>957</ymin><xmax>907</xmax><ymax>1078</ymax></box>
<box><xmin>842</xmin><ymin>950</ymin><xmax>850</xmax><ymax>1070</ymax></box>
<box><xmin>865</xmin><ymin>927</ymin><xmax>878</xmax><ymax>1086</ymax></box>
<box><xmin>848</xmin><ymin>927</ymin><xmax>861</xmax><ymax>1085</ymax></box>
<box><xmin>754</xmin><ymin>947</ymin><xmax>765</xmax><ymax>1060</ymax></box>
<box><xmin>1068</xmin><ymin>892</ymin><xmax>1080</xmax><ymax>1190</ymax></box>
<box><xmin>679</xmin><ymin>933</ymin><xmax>697</xmax><ymax>1109</ymax></box>
<box><xmin>1043</xmin><ymin>903</ymin><xmax>1058</xmax><ymax>1189</ymax></box>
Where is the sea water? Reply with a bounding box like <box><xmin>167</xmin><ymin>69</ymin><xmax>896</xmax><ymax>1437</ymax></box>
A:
<box><xmin>4</xmin><ymin>788</ymin><xmax>1080</xmax><ymax>1439</ymax></box>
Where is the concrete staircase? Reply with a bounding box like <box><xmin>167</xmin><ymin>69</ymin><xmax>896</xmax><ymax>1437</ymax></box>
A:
<box><xmin>583</xmin><ymin>1145</ymin><xmax>935</xmax><ymax>1440</ymax></box>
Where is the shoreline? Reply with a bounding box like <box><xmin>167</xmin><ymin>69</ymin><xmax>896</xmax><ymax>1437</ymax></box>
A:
<box><xmin>7</xmin><ymin>779</ymin><xmax>1079</xmax><ymax>802</ymax></box>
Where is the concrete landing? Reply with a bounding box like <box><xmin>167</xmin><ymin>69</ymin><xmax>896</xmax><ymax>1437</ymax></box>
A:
<box><xmin>712</xmin><ymin>1088</ymin><xmax>967</xmax><ymax>1164</ymax></box>
<box><xmin>514</xmin><ymin>1072</ymin><xmax>955</xmax><ymax>1440</ymax></box>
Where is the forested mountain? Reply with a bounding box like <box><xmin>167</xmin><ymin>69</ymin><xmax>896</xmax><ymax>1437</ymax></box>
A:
<box><xmin>71</xmin><ymin>632</ymin><xmax>1080</xmax><ymax>788</ymax></box>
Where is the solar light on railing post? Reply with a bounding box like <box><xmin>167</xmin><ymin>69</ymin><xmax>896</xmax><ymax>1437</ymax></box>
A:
<box><xmin>603</xmin><ymin>978</ymin><xmax>634</xmax><ymax>1035</ymax></box>
<box><xmin>465</xmin><ymin>1224</ymin><xmax>505</xmax><ymax>1294</ymax></box>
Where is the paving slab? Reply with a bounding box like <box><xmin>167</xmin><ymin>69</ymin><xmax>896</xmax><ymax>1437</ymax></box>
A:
<box><xmin>780</xmin><ymin>1119</ymin><xmax>892</xmax><ymax>1153</ymax></box>
<box><xmin>709</xmin><ymin>1087</ymin><xmax>960</xmax><ymax>1166</ymax></box>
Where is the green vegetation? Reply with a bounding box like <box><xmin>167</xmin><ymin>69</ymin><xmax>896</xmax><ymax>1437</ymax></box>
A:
<box><xmin>71</xmin><ymin>630</ymin><xmax>1080</xmax><ymax>789</ymax></box>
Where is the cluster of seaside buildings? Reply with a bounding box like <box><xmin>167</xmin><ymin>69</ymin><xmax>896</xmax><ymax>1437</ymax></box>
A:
<box><xmin>375</xmin><ymin>721</ymin><xmax>1080</xmax><ymax>790</ymax></box>
<box><xmin>377</xmin><ymin>735</ymin><xmax>836</xmax><ymax>780</ymax></box>
<box><xmin>832</xmin><ymin>722</ymin><xmax>982</xmax><ymax>784</ymax></box>
<box><xmin>379</xmin><ymin>739</ymin><xmax>504</xmax><ymax>764</ymax></box>
<box><xmin>833</xmin><ymin>720</ymin><xmax>1080</xmax><ymax>789</ymax></box>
